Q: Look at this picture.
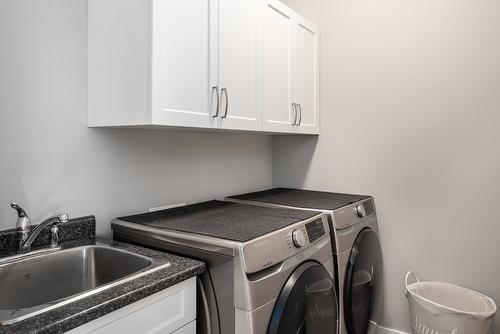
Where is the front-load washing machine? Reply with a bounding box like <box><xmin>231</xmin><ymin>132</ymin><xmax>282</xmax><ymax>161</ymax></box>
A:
<box><xmin>111</xmin><ymin>200</ymin><xmax>339</xmax><ymax>334</ymax></box>
<box><xmin>227</xmin><ymin>188</ymin><xmax>383</xmax><ymax>334</ymax></box>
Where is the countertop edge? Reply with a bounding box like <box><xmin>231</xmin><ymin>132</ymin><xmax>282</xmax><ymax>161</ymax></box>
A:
<box><xmin>0</xmin><ymin>239</ymin><xmax>206</xmax><ymax>334</ymax></box>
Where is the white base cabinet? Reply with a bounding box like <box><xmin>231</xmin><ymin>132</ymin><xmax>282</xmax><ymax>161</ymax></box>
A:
<box><xmin>171</xmin><ymin>321</ymin><xmax>196</xmax><ymax>334</ymax></box>
<box><xmin>88</xmin><ymin>0</ymin><xmax>318</xmax><ymax>135</ymax></box>
<box><xmin>67</xmin><ymin>277</ymin><xmax>196</xmax><ymax>334</ymax></box>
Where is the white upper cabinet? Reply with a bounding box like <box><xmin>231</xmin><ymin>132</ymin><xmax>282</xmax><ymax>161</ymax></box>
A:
<box><xmin>261</xmin><ymin>0</ymin><xmax>319</xmax><ymax>134</ymax></box>
<box><xmin>151</xmin><ymin>0</ymin><xmax>217</xmax><ymax>128</ymax></box>
<box><xmin>88</xmin><ymin>0</ymin><xmax>152</xmax><ymax>127</ymax></box>
<box><xmin>88</xmin><ymin>0</ymin><xmax>318</xmax><ymax>135</ymax></box>
<box><xmin>293</xmin><ymin>16</ymin><xmax>319</xmax><ymax>134</ymax></box>
<box><xmin>217</xmin><ymin>0</ymin><xmax>261</xmax><ymax>131</ymax></box>
<box><xmin>89</xmin><ymin>0</ymin><xmax>218</xmax><ymax>129</ymax></box>
<box><xmin>262</xmin><ymin>0</ymin><xmax>295</xmax><ymax>133</ymax></box>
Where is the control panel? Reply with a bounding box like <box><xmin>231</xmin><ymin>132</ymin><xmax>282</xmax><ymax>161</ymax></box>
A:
<box><xmin>241</xmin><ymin>214</ymin><xmax>330</xmax><ymax>274</ymax></box>
<box><xmin>305</xmin><ymin>219</ymin><xmax>326</xmax><ymax>243</ymax></box>
<box><xmin>333</xmin><ymin>198</ymin><xmax>376</xmax><ymax>229</ymax></box>
<box><xmin>363</xmin><ymin>199</ymin><xmax>375</xmax><ymax>216</ymax></box>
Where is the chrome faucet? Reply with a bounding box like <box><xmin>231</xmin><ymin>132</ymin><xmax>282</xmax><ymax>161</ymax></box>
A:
<box><xmin>10</xmin><ymin>202</ymin><xmax>69</xmax><ymax>253</ymax></box>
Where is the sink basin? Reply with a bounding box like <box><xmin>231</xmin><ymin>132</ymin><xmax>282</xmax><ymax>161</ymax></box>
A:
<box><xmin>0</xmin><ymin>244</ymin><xmax>169</xmax><ymax>325</ymax></box>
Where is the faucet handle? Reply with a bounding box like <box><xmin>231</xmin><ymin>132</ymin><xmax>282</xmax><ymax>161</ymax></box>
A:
<box><xmin>10</xmin><ymin>202</ymin><xmax>28</xmax><ymax>217</ymax></box>
<box><xmin>10</xmin><ymin>202</ymin><xmax>31</xmax><ymax>231</ymax></box>
<box><xmin>57</xmin><ymin>213</ymin><xmax>69</xmax><ymax>224</ymax></box>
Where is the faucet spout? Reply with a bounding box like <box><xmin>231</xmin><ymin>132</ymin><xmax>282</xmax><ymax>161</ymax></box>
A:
<box><xmin>19</xmin><ymin>214</ymin><xmax>69</xmax><ymax>253</ymax></box>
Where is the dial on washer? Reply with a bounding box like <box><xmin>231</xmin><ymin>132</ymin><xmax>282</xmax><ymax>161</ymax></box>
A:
<box><xmin>292</xmin><ymin>229</ymin><xmax>306</xmax><ymax>248</ymax></box>
<box><xmin>355</xmin><ymin>205</ymin><xmax>366</xmax><ymax>218</ymax></box>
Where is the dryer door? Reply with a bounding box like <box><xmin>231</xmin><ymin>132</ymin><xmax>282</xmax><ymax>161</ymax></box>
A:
<box><xmin>267</xmin><ymin>262</ymin><xmax>338</xmax><ymax>334</ymax></box>
<box><xmin>344</xmin><ymin>228</ymin><xmax>383</xmax><ymax>334</ymax></box>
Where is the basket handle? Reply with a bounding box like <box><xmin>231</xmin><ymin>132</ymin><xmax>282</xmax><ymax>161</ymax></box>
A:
<box><xmin>405</xmin><ymin>271</ymin><xmax>420</xmax><ymax>296</ymax></box>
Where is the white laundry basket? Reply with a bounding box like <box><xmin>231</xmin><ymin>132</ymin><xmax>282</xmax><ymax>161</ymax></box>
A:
<box><xmin>405</xmin><ymin>271</ymin><xmax>496</xmax><ymax>334</ymax></box>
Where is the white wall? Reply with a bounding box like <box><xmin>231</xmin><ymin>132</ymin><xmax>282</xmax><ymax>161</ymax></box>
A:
<box><xmin>276</xmin><ymin>0</ymin><xmax>500</xmax><ymax>332</ymax></box>
<box><xmin>0</xmin><ymin>0</ymin><xmax>272</xmax><ymax>237</ymax></box>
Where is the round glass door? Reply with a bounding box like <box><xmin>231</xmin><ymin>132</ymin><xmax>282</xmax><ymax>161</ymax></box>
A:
<box><xmin>344</xmin><ymin>228</ymin><xmax>383</xmax><ymax>334</ymax></box>
<box><xmin>268</xmin><ymin>262</ymin><xmax>338</xmax><ymax>334</ymax></box>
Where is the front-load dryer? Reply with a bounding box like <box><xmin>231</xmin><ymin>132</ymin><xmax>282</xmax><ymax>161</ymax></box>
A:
<box><xmin>111</xmin><ymin>200</ymin><xmax>339</xmax><ymax>334</ymax></box>
<box><xmin>227</xmin><ymin>188</ymin><xmax>383</xmax><ymax>334</ymax></box>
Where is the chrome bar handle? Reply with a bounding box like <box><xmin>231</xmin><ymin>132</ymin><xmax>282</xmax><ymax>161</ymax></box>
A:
<box><xmin>297</xmin><ymin>104</ymin><xmax>302</xmax><ymax>125</ymax></box>
<box><xmin>211</xmin><ymin>86</ymin><xmax>220</xmax><ymax>118</ymax></box>
<box><xmin>291</xmin><ymin>103</ymin><xmax>297</xmax><ymax>125</ymax></box>
<box><xmin>221</xmin><ymin>88</ymin><xmax>229</xmax><ymax>118</ymax></box>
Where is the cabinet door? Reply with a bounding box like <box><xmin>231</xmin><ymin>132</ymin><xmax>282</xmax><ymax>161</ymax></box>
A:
<box><xmin>217</xmin><ymin>0</ymin><xmax>261</xmax><ymax>131</ymax></box>
<box><xmin>66</xmin><ymin>278</ymin><xmax>196</xmax><ymax>334</ymax></box>
<box><xmin>172</xmin><ymin>321</ymin><xmax>196</xmax><ymax>334</ymax></box>
<box><xmin>151</xmin><ymin>0</ymin><xmax>218</xmax><ymax>128</ymax></box>
<box><xmin>262</xmin><ymin>0</ymin><xmax>295</xmax><ymax>133</ymax></box>
<box><xmin>293</xmin><ymin>17</ymin><xmax>319</xmax><ymax>134</ymax></box>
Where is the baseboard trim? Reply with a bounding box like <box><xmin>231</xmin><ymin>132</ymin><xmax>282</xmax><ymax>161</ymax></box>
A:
<box><xmin>377</xmin><ymin>325</ymin><xmax>410</xmax><ymax>334</ymax></box>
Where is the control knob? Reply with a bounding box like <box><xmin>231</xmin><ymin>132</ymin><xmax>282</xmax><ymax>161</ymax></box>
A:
<box><xmin>355</xmin><ymin>205</ymin><xmax>366</xmax><ymax>218</ymax></box>
<box><xmin>292</xmin><ymin>229</ymin><xmax>306</xmax><ymax>248</ymax></box>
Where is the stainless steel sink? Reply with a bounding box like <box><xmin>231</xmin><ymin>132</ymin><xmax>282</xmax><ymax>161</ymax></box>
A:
<box><xmin>0</xmin><ymin>244</ymin><xmax>170</xmax><ymax>325</ymax></box>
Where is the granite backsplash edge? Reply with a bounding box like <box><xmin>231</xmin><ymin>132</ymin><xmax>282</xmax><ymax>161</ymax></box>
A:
<box><xmin>0</xmin><ymin>215</ymin><xmax>96</xmax><ymax>257</ymax></box>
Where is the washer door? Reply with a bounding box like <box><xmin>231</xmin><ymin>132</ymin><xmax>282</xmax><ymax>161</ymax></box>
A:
<box><xmin>344</xmin><ymin>228</ymin><xmax>383</xmax><ymax>334</ymax></box>
<box><xmin>268</xmin><ymin>262</ymin><xmax>338</xmax><ymax>334</ymax></box>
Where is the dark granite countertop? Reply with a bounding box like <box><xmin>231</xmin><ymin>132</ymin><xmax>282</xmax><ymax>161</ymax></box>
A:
<box><xmin>0</xmin><ymin>222</ymin><xmax>205</xmax><ymax>334</ymax></box>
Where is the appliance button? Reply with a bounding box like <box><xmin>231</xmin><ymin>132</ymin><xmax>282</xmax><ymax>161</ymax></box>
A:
<box><xmin>292</xmin><ymin>229</ymin><xmax>306</xmax><ymax>248</ymax></box>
